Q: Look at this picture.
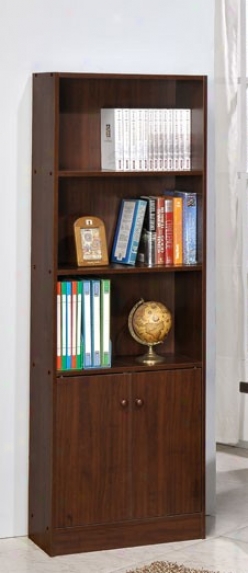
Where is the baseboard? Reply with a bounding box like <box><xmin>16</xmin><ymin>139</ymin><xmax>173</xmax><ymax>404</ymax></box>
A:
<box><xmin>238</xmin><ymin>440</ymin><xmax>248</xmax><ymax>450</ymax></box>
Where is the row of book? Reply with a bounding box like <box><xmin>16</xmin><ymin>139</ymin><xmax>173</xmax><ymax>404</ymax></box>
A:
<box><xmin>57</xmin><ymin>278</ymin><xmax>111</xmax><ymax>371</ymax></box>
<box><xmin>101</xmin><ymin>107</ymin><xmax>191</xmax><ymax>172</ymax></box>
<box><xmin>111</xmin><ymin>191</ymin><xmax>197</xmax><ymax>267</ymax></box>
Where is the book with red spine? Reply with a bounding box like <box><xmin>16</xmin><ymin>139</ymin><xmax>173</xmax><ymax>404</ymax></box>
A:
<box><xmin>154</xmin><ymin>195</ymin><xmax>165</xmax><ymax>265</ymax></box>
<box><xmin>163</xmin><ymin>192</ymin><xmax>183</xmax><ymax>265</ymax></box>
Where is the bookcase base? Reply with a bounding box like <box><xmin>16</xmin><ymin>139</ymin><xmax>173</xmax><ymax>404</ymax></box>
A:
<box><xmin>29</xmin><ymin>514</ymin><xmax>205</xmax><ymax>557</ymax></box>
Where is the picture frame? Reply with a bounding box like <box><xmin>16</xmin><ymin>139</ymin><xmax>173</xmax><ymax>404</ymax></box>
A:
<box><xmin>73</xmin><ymin>216</ymin><xmax>109</xmax><ymax>266</ymax></box>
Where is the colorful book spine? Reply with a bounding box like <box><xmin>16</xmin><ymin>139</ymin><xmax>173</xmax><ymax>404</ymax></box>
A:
<box><xmin>100</xmin><ymin>278</ymin><xmax>111</xmax><ymax>367</ymax></box>
<box><xmin>57</xmin><ymin>278</ymin><xmax>112</xmax><ymax>371</ymax></box>
<box><xmin>82</xmin><ymin>279</ymin><xmax>92</xmax><ymax>368</ymax></box>
<box><xmin>76</xmin><ymin>280</ymin><xmax>82</xmax><ymax>369</ymax></box>
<box><xmin>66</xmin><ymin>281</ymin><xmax>72</xmax><ymax>369</ymax></box>
<box><xmin>100</xmin><ymin>108</ymin><xmax>124</xmax><ymax>171</ymax></box>
<box><xmin>163</xmin><ymin>191</ymin><xmax>183</xmax><ymax>264</ymax></box>
<box><xmin>174</xmin><ymin>191</ymin><xmax>197</xmax><ymax>264</ymax></box>
<box><xmin>111</xmin><ymin>198</ymin><xmax>147</xmax><ymax>265</ymax></box>
<box><xmin>57</xmin><ymin>282</ymin><xmax>62</xmax><ymax>370</ymax></box>
<box><xmin>172</xmin><ymin>196</ymin><xmax>183</xmax><ymax>264</ymax></box>
<box><xmin>61</xmin><ymin>281</ymin><xmax>67</xmax><ymax>370</ymax></box>
<box><xmin>71</xmin><ymin>280</ymin><xmax>77</xmax><ymax>369</ymax></box>
<box><xmin>91</xmin><ymin>279</ymin><xmax>101</xmax><ymax>367</ymax></box>
<box><xmin>164</xmin><ymin>197</ymin><xmax>173</xmax><ymax>265</ymax></box>
<box><xmin>154</xmin><ymin>196</ymin><xmax>165</xmax><ymax>265</ymax></box>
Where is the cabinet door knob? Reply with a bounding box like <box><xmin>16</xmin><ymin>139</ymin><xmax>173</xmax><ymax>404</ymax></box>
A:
<box><xmin>120</xmin><ymin>399</ymin><xmax>128</xmax><ymax>408</ymax></box>
<box><xmin>135</xmin><ymin>398</ymin><xmax>144</xmax><ymax>408</ymax></box>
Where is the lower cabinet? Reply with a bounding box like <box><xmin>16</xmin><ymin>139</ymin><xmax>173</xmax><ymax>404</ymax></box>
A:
<box><xmin>54</xmin><ymin>367</ymin><xmax>204</xmax><ymax>552</ymax></box>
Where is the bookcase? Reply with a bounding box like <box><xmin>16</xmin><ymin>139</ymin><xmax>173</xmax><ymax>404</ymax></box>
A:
<box><xmin>29</xmin><ymin>72</ymin><xmax>207</xmax><ymax>556</ymax></box>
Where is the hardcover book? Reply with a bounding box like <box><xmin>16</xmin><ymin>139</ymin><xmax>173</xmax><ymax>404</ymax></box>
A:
<box><xmin>137</xmin><ymin>229</ymin><xmax>156</xmax><ymax>267</ymax></box>
<box><xmin>174</xmin><ymin>190</ymin><xmax>197</xmax><ymax>264</ymax></box>
<box><xmin>137</xmin><ymin>195</ymin><xmax>156</xmax><ymax>266</ymax></box>
<box><xmin>173</xmin><ymin>196</ymin><xmax>183</xmax><ymax>264</ymax></box>
<box><xmin>164</xmin><ymin>197</ymin><xmax>173</xmax><ymax>265</ymax></box>
<box><xmin>154</xmin><ymin>195</ymin><xmax>165</xmax><ymax>265</ymax></box>
<box><xmin>111</xmin><ymin>198</ymin><xmax>147</xmax><ymax>265</ymax></box>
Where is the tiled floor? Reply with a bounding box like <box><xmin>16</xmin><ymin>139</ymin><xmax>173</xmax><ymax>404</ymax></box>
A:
<box><xmin>1</xmin><ymin>445</ymin><xmax>248</xmax><ymax>572</ymax></box>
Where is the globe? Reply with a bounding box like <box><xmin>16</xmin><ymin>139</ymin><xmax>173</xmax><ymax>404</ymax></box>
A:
<box><xmin>128</xmin><ymin>299</ymin><xmax>172</xmax><ymax>365</ymax></box>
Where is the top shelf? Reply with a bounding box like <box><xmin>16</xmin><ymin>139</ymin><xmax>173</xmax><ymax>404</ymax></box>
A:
<box><xmin>33</xmin><ymin>73</ymin><xmax>207</xmax><ymax>174</ymax></box>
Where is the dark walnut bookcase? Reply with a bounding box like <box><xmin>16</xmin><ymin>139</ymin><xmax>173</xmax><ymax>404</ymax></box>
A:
<box><xmin>29</xmin><ymin>72</ymin><xmax>207</xmax><ymax>556</ymax></box>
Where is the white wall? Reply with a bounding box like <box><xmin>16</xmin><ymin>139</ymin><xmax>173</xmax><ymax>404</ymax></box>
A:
<box><xmin>0</xmin><ymin>0</ymin><xmax>215</xmax><ymax>537</ymax></box>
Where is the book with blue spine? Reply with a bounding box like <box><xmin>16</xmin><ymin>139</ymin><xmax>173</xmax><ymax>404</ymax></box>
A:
<box><xmin>111</xmin><ymin>198</ymin><xmax>147</xmax><ymax>265</ymax></box>
<box><xmin>174</xmin><ymin>191</ymin><xmax>197</xmax><ymax>264</ymax></box>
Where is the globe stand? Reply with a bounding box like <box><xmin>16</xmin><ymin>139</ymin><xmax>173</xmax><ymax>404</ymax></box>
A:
<box><xmin>135</xmin><ymin>344</ymin><xmax>165</xmax><ymax>366</ymax></box>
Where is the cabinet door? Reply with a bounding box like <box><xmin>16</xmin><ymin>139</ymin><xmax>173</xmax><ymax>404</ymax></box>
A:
<box><xmin>132</xmin><ymin>368</ymin><xmax>203</xmax><ymax>519</ymax></box>
<box><xmin>55</xmin><ymin>374</ymin><xmax>131</xmax><ymax>528</ymax></box>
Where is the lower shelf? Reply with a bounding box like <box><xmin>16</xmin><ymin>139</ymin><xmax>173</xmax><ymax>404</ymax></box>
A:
<box><xmin>29</xmin><ymin>513</ymin><xmax>205</xmax><ymax>557</ymax></box>
<box><xmin>56</xmin><ymin>354</ymin><xmax>202</xmax><ymax>377</ymax></box>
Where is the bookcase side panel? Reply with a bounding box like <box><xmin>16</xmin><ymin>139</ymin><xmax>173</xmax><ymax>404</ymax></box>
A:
<box><xmin>29</xmin><ymin>73</ymin><xmax>59</xmax><ymax>553</ymax></box>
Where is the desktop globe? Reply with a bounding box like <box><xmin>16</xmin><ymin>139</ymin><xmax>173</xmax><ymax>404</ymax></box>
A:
<box><xmin>128</xmin><ymin>299</ymin><xmax>172</xmax><ymax>366</ymax></box>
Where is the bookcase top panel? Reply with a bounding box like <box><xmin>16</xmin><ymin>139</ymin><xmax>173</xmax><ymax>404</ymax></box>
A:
<box><xmin>34</xmin><ymin>72</ymin><xmax>207</xmax><ymax>81</ymax></box>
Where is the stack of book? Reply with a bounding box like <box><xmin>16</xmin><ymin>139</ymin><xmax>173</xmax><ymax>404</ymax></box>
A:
<box><xmin>112</xmin><ymin>192</ymin><xmax>197</xmax><ymax>268</ymax></box>
<box><xmin>57</xmin><ymin>278</ymin><xmax>111</xmax><ymax>371</ymax></box>
<box><xmin>101</xmin><ymin>107</ymin><xmax>191</xmax><ymax>172</ymax></box>
<box><xmin>138</xmin><ymin>191</ymin><xmax>197</xmax><ymax>266</ymax></box>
